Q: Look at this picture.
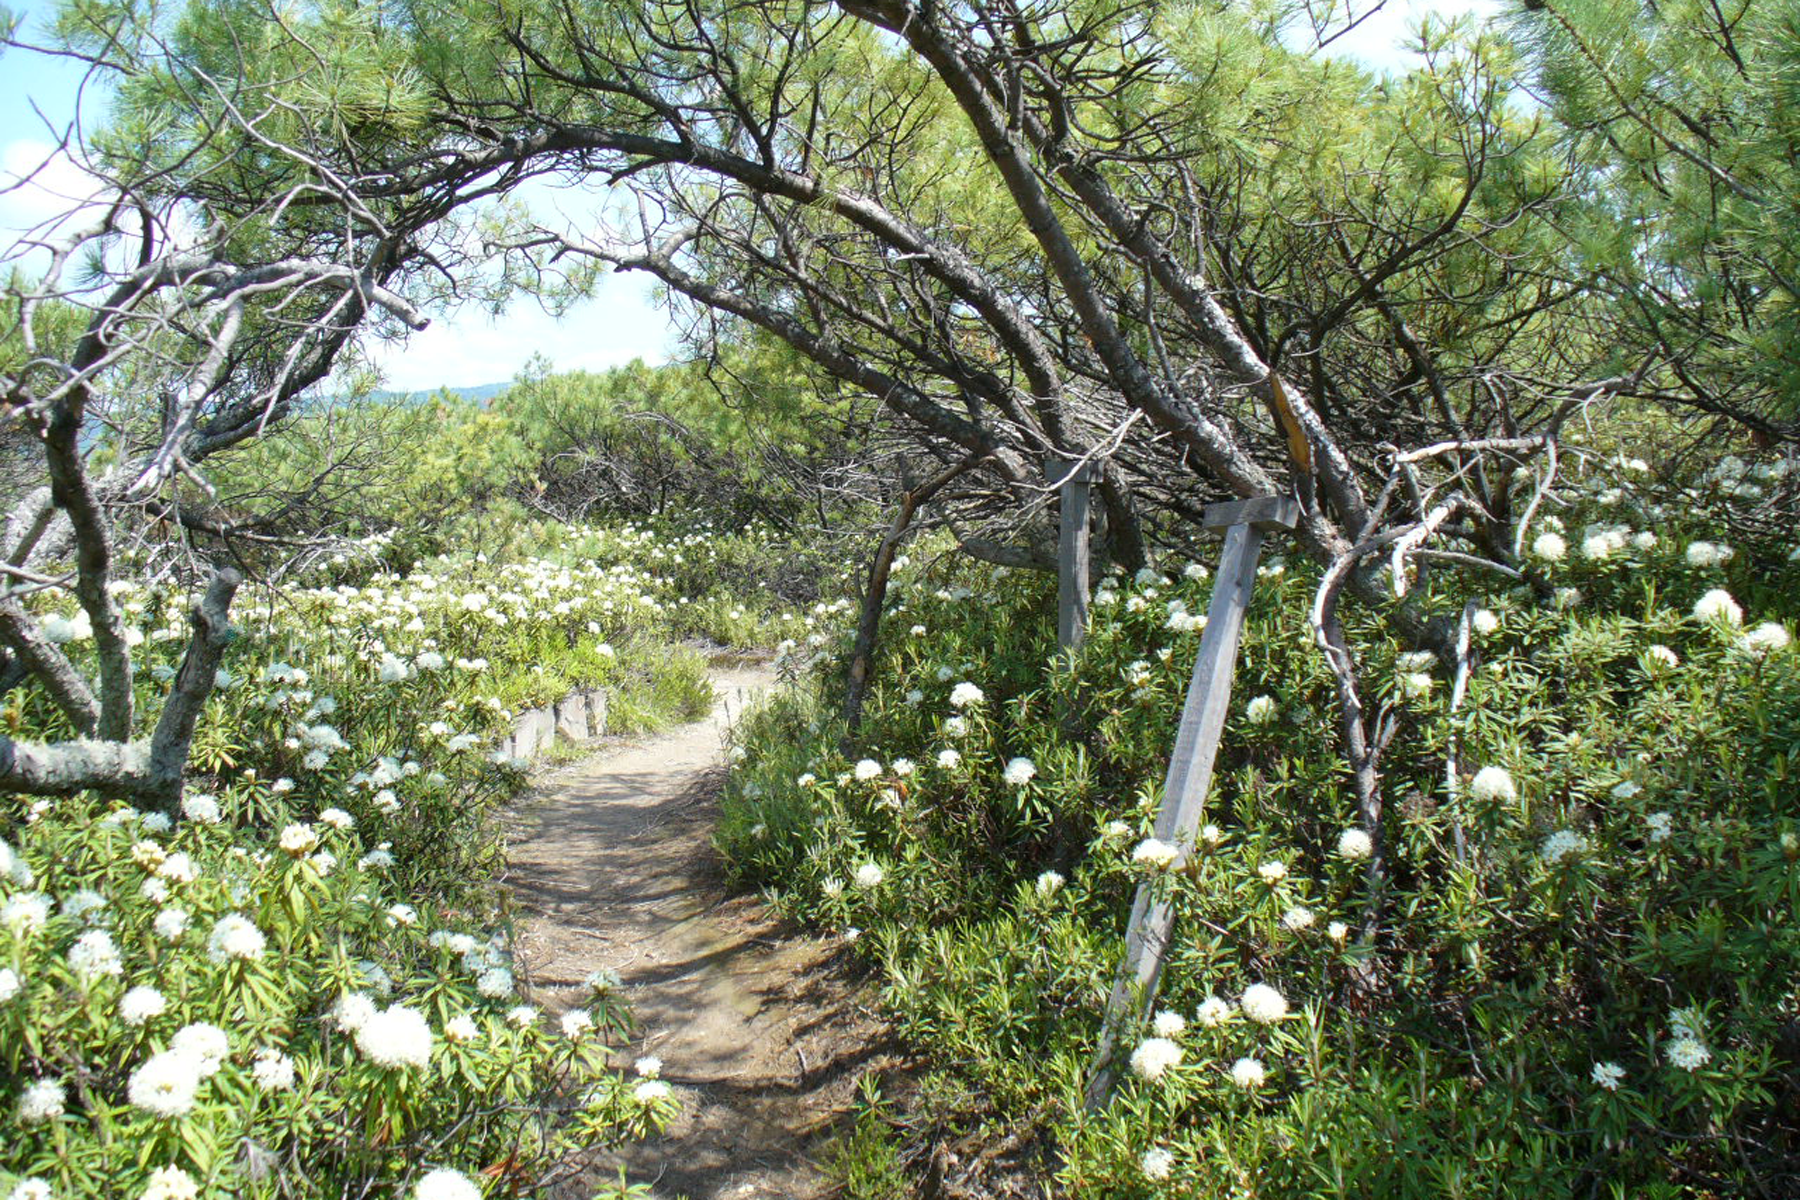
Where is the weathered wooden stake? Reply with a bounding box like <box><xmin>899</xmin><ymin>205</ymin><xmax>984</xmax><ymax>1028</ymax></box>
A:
<box><xmin>1050</xmin><ymin>454</ymin><xmax>1101</xmax><ymax>652</ymax></box>
<box><xmin>1086</xmin><ymin>493</ymin><xmax>1298</xmax><ymax>1106</ymax></box>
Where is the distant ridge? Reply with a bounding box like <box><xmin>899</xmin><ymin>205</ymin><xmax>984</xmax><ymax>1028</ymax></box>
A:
<box><xmin>360</xmin><ymin>381</ymin><xmax>512</xmax><ymax>407</ymax></box>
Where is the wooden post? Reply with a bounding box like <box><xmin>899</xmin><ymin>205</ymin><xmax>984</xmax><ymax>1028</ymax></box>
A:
<box><xmin>1049</xmin><ymin>454</ymin><xmax>1100</xmax><ymax>652</ymax></box>
<box><xmin>1085</xmin><ymin>493</ymin><xmax>1298</xmax><ymax>1106</ymax></box>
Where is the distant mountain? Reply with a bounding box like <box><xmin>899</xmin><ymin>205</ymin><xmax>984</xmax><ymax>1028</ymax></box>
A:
<box><xmin>361</xmin><ymin>382</ymin><xmax>513</xmax><ymax>407</ymax></box>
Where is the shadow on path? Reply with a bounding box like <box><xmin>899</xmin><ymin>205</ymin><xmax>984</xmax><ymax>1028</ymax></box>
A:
<box><xmin>504</xmin><ymin>665</ymin><xmax>891</xmax><ymax>1200</ymax></box>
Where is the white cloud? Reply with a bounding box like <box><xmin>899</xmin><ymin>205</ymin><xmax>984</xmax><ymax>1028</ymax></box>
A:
<box><xmin>1313</xmin><ymin>0</ymin><xmax>1504</xmax><ymax>75</ymax></box>
<box><xmin>363</xmin><ymin>270</ymin><xmax>675</xmax><ymax>392</ymax></box>
<box><xmin>0</xmin><ymin>139</ymin><xmax>109</xmax><ymax>241</ymax></box>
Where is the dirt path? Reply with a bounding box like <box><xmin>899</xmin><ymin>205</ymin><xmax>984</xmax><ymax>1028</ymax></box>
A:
<box><xmin>504</xmin><ymin>664</ymin><xmax>886</xmax><ymax>1200</ymax></box>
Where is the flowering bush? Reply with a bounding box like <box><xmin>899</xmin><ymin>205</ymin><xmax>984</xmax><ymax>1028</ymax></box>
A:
<box><xmin>0</xmin><ymin>519</ymin><xmax>789</xmax><ymax>1197</ymax></box>
<box><xmin>720</xmin><ymin>474</ymin><xmax>1800</xmax><ymax>1195</ymax></box>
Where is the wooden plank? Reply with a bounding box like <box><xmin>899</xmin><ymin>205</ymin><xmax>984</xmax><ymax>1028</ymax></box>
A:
<box><xmin>1203</xmin><ymin>494</ymin><xmax>1300</xmax><ymax>533</ymax></box>
<box><xmin>1086</xmin><ymin>500</ymin><xmax>1286</xmax><ymax>1105</ymax></box>
<box><xmin>1049</xmin><ymin>455</ymin><xmax>1095</xmax><ymax>651</ymax></box>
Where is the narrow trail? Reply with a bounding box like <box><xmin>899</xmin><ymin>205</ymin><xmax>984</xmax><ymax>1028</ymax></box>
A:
<box><xmin>503</xmin><ymin>664</ymin><xmax>886</xmax><ymax>1200</ymax></box>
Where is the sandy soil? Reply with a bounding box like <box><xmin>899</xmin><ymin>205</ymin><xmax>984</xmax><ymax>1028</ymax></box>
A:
<box><xmin>502</xmin><ymin>664</ymin><xmax>890</xmax><ymax>1200</ymax></box>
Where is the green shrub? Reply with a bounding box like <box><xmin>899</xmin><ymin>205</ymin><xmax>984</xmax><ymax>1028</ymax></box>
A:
<box><xmin>1</xmin><ymin>518</ymin><xmax>786</xmax><ymax>1198</ymax></box>
<box><xmin>721</xmin><ymin>504</ymin><xmax>1800</xmax><ymax>1195</ymax></box>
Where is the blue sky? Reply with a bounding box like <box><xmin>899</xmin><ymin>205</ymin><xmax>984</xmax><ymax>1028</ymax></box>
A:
<box><xmin>1</xmin><ymin>0</ymin><xmax>1498</xmax><ymax>393</ymax></box>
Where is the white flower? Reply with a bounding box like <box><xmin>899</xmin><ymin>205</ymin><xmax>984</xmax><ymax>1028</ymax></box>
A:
<box><xmin>412</xmin><ymin>1169</ymin><xmax>483</xmax><ymax>1200</ymax></box>
<box><xmin>936</xmin><ymin>749</ymin><xmax>961</xmax><ymax>769</ymax></box>
<box><xmin>0</xmin><ymin>967</ymin><xmax>18</xmax><ymax>1003</ymax></box>
<box><xmin>332</xmin><ymin>991</ymin><xmax>378</xmax><ymax>1033</ymax></box>
<box><xmin>356</xmin><ymin>1004</ymin><xmax>434</xmax><ymax>1068</ymax></box>
<box><xmin>853</xmin><ymin>759</ymin><xmax>882</xmax><ymax>781</ymax></box>
<box><xmin>822</xmin><ymin>877</ymin><xmax>845</xmax><ymax>899</ymax></box>
<box><xmin>128</xmin><ymin>1050</ymin><xmax>203</xmax><ymax>1118</ymax></box>
<box><xmin>949</xmin><ymin>682</ymin><xmax>985</xmax><ymax>708</ymax></box>
<box><xmin>1256</xmin><ymin>860</ymin><xmax>1287</xmax><ymax>884</ymax></box>
<box><xmin>138</xmin><ymin>1166</ymin><xmax>199</xmax><ymax>1200</ymax></box>
<box><xmin>153</xmin><ymin>909</ymin><xmax>189</xmax><ymax>941</ymax></box>
<box><xmin>1645</xmin><ymin>811</ymin><xmax>1673</xmax><ymax>843</ymax></box>
<box><xmin>1244</xmin><ymin>695</ymin><xmax>1277</xmax><ymax>724</ymax></box>
<box><xmin>1611</xmin><ymin>780</ymin><xmax>1643</xmax><ymax>799</ymax></box>
<box><xmin>207</xmin><ymin>914</ymin><xmax>266</xmax><ymax>963</ymax></box>
<box><xmin>853</xmin><ymin>862</ymin><xmax>885</xmax><ymax>889</ymax></box>
<box><xmin>1281</xmin><ymin>906</ymin><xmax>1315</xmax><ymax>932</ymax></box>
<box><xmin>1035</xmin><ymin>871</ymin><xmax>1064</xmax><ymax>897</ymax></box>
<box><xmin>1531</xmin><ymin>532</ymin><xmax>1567</xmax><ymax>561</ymax></box>
<box><xmin>1468</xmin><ymin>766</ymin><xmax>1517</xmax><ymax>804</ymax></box>
<box><xmin>319</xmin><ymin>808</ymin><xmax>354</xmax><ymax>829</ymax></box>
<box><xmin>1195</xmin><ymin>995</ymin><xmax>1233</xmax><ymax>1027</ymax></box>
<box><xmin>1581</xmin><ymin>533</ymin><xmax>1616</xmax><ymax>561</ymax></box>
<box><xmin>120</xmin><ymin>986</ymin><xmax>167</xmax><ymax>1026</ymax></box>
<box><xmin>1685</xmin><ymin>540</ymin><xmax>1731</xmax><ymax>568</ymax></box>
<box><xmin>1230</xmin><ymin>1056</ymin><xmax>1266</xmax><ymax>1088</ymax></box>
<box><xmin>1240</xmin><ymin>983</ymin><xmax>1289</xmax><ymax>1024</ymax></box>
<box><xmin>15</xmin><ymin>1078</ymin><xmax>64</xmax><ymax>1123</ymax></box>
<box><xmin>444</xmin><ymin>1015</ymin><xmax>480</xmax><ymax>1044</ymax></box>
<box><xmin>1591</xmin><ymin>1061</ymin><xmax>1626</xmax><ymax>1091</ymax></box>
<box><xmin>1327</xmin><ymin>921</ymin><xmax>1350</xmax><ymax>943</ymax></box>
<box><xmin>1471</xmin><ymin>608</ymin><xmax>1500</xmax><ymax>635</ymax></box>
<box><xmin>506</xmin><ymin>1005</ymin><xmax>538</xmax><ymax>1028</ymax></box>
<box><xmin>1398</xmin><ymin>671</ymin><xmax>1433</xmax><ymax>699</ymax></box>
<box><xmin>252</xmin><ymin>1049</ymin><xmax>296</xmax><ymax>1090</ymax></box>
<box><xmin>1666</xmin><ymin>1036</ymin><xmax>1711</xmax><ymax>1072</ymax></box>
<box><xmin>8</xmin><ymin>1178</ymin><xmax>52</xmax><ymax>1200</ymax></box>
<box><xmin>561</xmin><ymin>1009</ymin><xmax>595</xmax><ymax>1039</ymax></box>
<box><xmin>1540</xmin><ymin>829</ymin><xmax>1589</xmax><ymax>864</ymax></box>
<box><xmin>179</xmin><ymin>794</ymin><xmax>221</xmax><ymax>824</ymax></box>
<box><xmin>1336</xmin><ymin>829</ymin><xmax>1373</xmax><ymax>860</ymax></box>
<box><xmin>904</xmin><ymin>689</ymin><xmax>924</xmax><ymax>706</ymax></box>
<box><xmin>155</xmin><ymin>852</ymin><xmax>196</xmax><ymax>883</ymax></box>
<box><xmin>1153</xmin><ymin>1009</ymin><xmax>1187</xmax><ymax>1038</ymax></box>
<box><xmin>1692</xmin><ymin>588</ymin><xmax>1743</xmax><ymax>625</ymax></box>
<box><xmin>943</xmin><ymin>716</ymin><xmax>968</xmax><ymax>738</ymax></box>
<box><xmin>1740</xmin><ymin>622</ymin><xmax>1791</xmax><ymax>656</ymax></box>
<box><xmin>1647</xmin><ymin>643</ymin><xmax>1680</xmax><ymax>668</ymax></box>
<box><xmin>634</xmin><ymin>1079</ymin><xmax>673</xmax><ymax>1103</ymax></box>
<box><xmin>170</xmin><ymin>1023</ymin><xmax>230</xmax><ymax>1076</ymax></box>
<box><xmin>1141</xmin><ymin>1147</ymin><xmax>1175</xmax><ymax>1181</ymax></box>
<box><xmin>634</xmin><ymin>1055</ymin><xmax>663</xmax><ymax>1078</ymax></box>
<box><xmin>68</xmin><ymin>930</ymin><xmax>123</xmax><ymax>978</ymax></box>
<box><xmin>891</xmin><ymin>758</ymin><xmax>914</xmax><ymax>777</ymax></box>
<box><xmin>1128</xmin><ymin>1037</ymin><xmax>1183</xmax><ymax>1081</ymax></box>
<box><xmin>476</xmin><ymin>967</ymin><xmax>515</xmax><ymax>998</ymax></box>
<box><xmin>278</xmin><ymin>823</ymin><xmax>319</xmax><ymax>856</ymax></box>
<box><xmin>1002</xmin><ymin>757</ymin><xmax>1037</xmax><ymax>786</ymax></box>
<box><xmin>1132</xmin><ymin>838</ymin><xmax>1178</xmax><ymax>870</ymax></box>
